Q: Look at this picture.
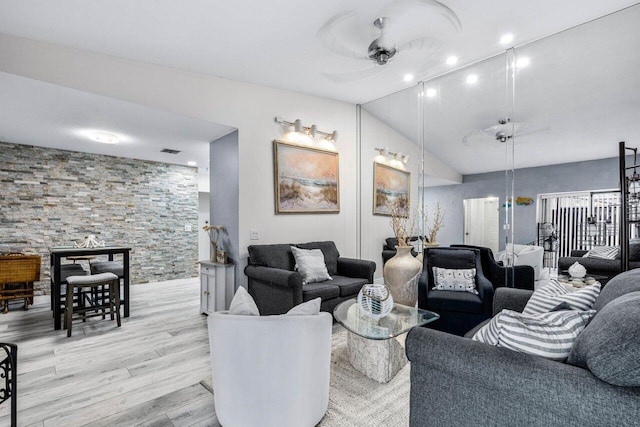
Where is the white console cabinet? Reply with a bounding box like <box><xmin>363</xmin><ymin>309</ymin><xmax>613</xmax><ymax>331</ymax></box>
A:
<box><xmin>199</xmin><ymin>261</ymin><xmax>235</xmax><ymax>314</ymax></box>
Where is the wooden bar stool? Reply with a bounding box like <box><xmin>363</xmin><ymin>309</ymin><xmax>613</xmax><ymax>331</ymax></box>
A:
<box><xmin>64</xmin><ymin>272</ymin><xmax>121</xmax><ymax>337</ymax></box>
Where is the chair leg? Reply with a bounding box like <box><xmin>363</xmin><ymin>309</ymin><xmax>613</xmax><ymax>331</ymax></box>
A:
<box><xmin>65</xmin><ymin>283</ymin><xmax>74</xmax><ymax>337</ymax></box>
<box><xmin>114</xmin><ymin>280</ymin><xmax>121</xmax><ymax>328</ymax></box>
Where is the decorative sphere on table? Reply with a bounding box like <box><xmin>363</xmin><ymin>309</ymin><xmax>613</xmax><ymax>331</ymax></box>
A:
<box><xmin>568</xmin><ymin>262</ymin><xmax>587</xmax><ymax>278</ymax></box>
<box><xmin>357</xmin><ymin>284</ymin><xmax>393</xmax><ymax>319</ymax></box>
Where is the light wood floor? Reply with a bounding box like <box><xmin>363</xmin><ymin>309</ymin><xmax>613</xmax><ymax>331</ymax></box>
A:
<box><xmin>0</xmin><ymin>278</ymin><xmax>220</xmax><ymax>427</ymax></box>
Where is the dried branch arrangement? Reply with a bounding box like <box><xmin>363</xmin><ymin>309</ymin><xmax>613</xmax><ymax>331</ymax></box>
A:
<box><xmin>203</xmin><ymin>224</ymin><xmax>224</xmax><ymax>250</ymax></box>
<box><xmin>422</xmin><ymin>202</ymin><xmax>445</xmax><ymax>243</ymax></box>
<box><xmin>389</xmin><ymin>201</ymin><xmax>415</xmax><ymax>247</ymax></box>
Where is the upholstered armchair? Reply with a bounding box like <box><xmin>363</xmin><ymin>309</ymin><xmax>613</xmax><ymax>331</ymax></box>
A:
<box><xmin>208</xmin><ymin>311</ymin><xmax>332</xmax><ymax>427</ymax></box>
<box><xmin>451</xmin><ymin>244</ymin><xmax>535</xmax><ymax>290</ymax></box>
<box><xmin>418</xmin><ymin>247</ymin><xmax>494</xmax><ymax>336</ymax></box>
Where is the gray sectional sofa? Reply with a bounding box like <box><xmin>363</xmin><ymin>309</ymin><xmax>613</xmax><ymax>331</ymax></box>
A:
<box><xmin>245</xmin><ymin>241</ymin><xmax>375</xmax><ymax>315</ymax></box>
<box><xmin>406</xmin><ymin>269</ymin><xmax>640</xmax><ymax>426</ymax></box>
<box><xmin>558</xmin><ymin>243</ymin><xmax>640</xmax><ymax>280</ymax></box>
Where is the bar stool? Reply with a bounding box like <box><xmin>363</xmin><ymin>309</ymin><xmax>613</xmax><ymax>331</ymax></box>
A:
<box><xmin>64</xmin><ymin>272</ymin><xmax>121</xmax><ymax>337</ymax></box>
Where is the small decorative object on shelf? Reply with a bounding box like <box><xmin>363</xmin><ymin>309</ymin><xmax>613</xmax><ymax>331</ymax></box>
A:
<box><xmin>73</xmin><ymin>235</ymin><xmax>105</xmax><ymax>248</ymax></box>
<box><xmin>568</xmin><ymin>262</ymin><xmax>587</xmax><ymax>279</ymax></box>
<box><xmin>357</xmin><ymin>284</ymin><xmax>393</xmax><ymax>319</ymax></box>
<box><xmin>203</xmin><ymin>223</ymin><xmax>224</xmax><ymax>262</ymax></box>
<box><xmin>216</xmin><ymin>250</ymin><xmax>227</xmax><ymax>264</ymax></box>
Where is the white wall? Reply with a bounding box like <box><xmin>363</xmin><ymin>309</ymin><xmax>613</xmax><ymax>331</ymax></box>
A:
<box><xmin>0</xmin><ymin>34</ymin><xmax>358</xmax><ymax>287</ymax></box>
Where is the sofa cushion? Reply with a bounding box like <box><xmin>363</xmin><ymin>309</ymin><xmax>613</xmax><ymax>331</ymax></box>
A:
<box><xmin>594</xmin><ymin>268</ymin><xmax>640</xmax><ymax>311</ymax></box>
<box><xmin>290</xmin><ymin>246</ymin><xmax>332</xmax><ymax>285</ymax></box>
<box><xmin>522</xmin><ymin>279</ymin><xmax>600</xmax><ymax>315</ymax></box>
<box><xmin>285</xmin><ymin>297</ymin><xmax>321</xmax><ymax>316</ymax></box>
<box><xmin>248</xmin><ymin>244</ymin><xmax>295</xmax><ymax>271</ymax></box>
<box><xmin>89</xmin><ymin>261</ymin><xmax>123</xmax><ymax>277</ymax></box>
<box><xmin>330</xmin><ymin>275</ymin><xmax>368</xmax><ymax>297</ymax></box>
<box><xmin>426</xmin><ymin>289</ymin><xmax>484</xmax><ymax>314</ymax></box>
<box><xmin>629</xmin><ymin>243</ymin><xmax>640</xmax><ymax>261</ymax></box>
<box><xmin>302</xmin><ymin>282</ymin><xmax>340</xmax><ymax>301</ymax></box>
<box><xmin>582</xmin><ymin>246</ymin><xmax>619</xmax><ymax>260</ymax></box>
<box><xmin>296</xmin><ymin>241</ymin><xmax>340</xmax><ymax>275</ymax></box>
<box><xmin>567</xmin><ymin>292</ymin><xmax>640</xmax><ymax>386</ymax></box>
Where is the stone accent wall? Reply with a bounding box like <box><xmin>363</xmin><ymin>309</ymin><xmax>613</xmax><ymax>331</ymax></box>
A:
<box><xmin>0</xmin><ymin>142</ymin><xmax>199</xmax><ymax>293</ymax></box>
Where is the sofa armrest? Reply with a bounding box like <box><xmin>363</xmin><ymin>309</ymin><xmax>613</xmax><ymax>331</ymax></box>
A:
<box><xmin>337</xmin><ymin>257</ymin><xmax>376</xmax><ymax>282</ymax></box>
<box><xmin>245</xmin><ymin>266</ymin><xmax>303</xmax><ymax>315</ymax></box>
<box><xmin>244</xmin><ymin>265</ymin><xmax>302</xmax><ymax>289</ymax></box>
<box><xmin>571</xmin><ymin>249</ymin><xmax>588</xmax><ymax>257</ymax></box>
<box><xmin>492</xmin><ymin>287</ymin><xmax>533</xmax><ymax>316</ymax></box>
<box><xmin>476</xmin><ymin>274</ymin><xmax>494</xmax><ymax>314</ymax></box>
<box><xmin>406</xmin><ymin>327</ymin><xmax>640</xmax><ymax>427</ymax></box>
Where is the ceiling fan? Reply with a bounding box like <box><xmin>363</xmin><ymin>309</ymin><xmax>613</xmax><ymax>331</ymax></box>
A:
<box><xmin>462</xmin><ymin>118</ymin><xmax>548</xmax><ymax>147</ymax></box>
<box><xmin>317</xmin><ymin>0</ymin><xmax>462</xmax><ymax>82</ymax></box>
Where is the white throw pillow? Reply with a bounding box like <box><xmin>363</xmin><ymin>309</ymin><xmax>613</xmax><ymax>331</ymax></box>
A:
<box><xmin>522</xmin><ymin>279</ymin><xmax>601</xmax><ymax>316</ymax></box>
<box><xmin>285</xmin><ymin>297</ymin><xmax>321</xmax><ymax>316</ymax></box>
<box><xmin>228</xmin><ymin>286</ymin><xmax>260</xmax><ymax>316</ymax></box>
<box><xmin>583</xmin><ymin>246</ymin><xmax>619</xmax><ymax>260</ymax></box>
<box><xmin>473</xmin><ymin>308</ymin><xmax>595</xmax><ymax>361</ymax></box>
<box><xmin>432</xmin><ymin>267</ymin><xmax>478</xmax><ymax>294</ymax></box>
<box><xmin>291</xmin><ymin>246</ymin><xmax>332</xmax><ymax>285</ymax></box>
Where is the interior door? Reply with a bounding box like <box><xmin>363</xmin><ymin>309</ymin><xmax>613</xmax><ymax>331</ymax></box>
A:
<box><xmin>464</xmin><ymin>197</ymin><xmax>500</xmax><ymax>253</ymax></box>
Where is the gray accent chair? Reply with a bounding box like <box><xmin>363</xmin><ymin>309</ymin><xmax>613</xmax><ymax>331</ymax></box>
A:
<box><xmin>406</xmin><ymin>269</ymin><xmax>640</xmax><ymax>426</ymax></box>
<box><xmin>245</xmin><ymin>241</ymin><xmax>376</xmax><ymax>315</ymax></box>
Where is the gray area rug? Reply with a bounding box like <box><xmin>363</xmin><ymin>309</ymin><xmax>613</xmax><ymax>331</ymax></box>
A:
<box><xmin>201</xmin><ymin>326</ymin><xmax>410</xmax><ymax>426</ymax></box>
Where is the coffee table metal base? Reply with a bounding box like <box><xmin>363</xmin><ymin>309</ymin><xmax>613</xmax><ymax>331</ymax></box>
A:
<box><xmin>347</xmin><ymin>331</ymin><xmax>407</xmax><ymax>383</ymax></box>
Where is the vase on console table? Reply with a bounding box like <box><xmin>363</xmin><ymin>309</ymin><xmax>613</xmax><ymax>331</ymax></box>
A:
<box><xmin>384</xmin><ymin>246</ymin><xmax>422</xmax><ymax>307</ymax></box>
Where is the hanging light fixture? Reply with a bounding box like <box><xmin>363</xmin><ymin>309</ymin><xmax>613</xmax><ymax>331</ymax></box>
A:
<box><xmin>274</xmin><ymin>117</ymin><xmax>338</xmax><ymax>142</ymax></box>
<box><xmin>375</xmin><ymin>147</ymin><xmax>409</xmax><ymax>164</ymax></box>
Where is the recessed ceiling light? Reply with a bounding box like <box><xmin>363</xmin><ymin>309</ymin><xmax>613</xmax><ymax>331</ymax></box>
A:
<box><xmin>445</xmin><ymin>56</ymin><xmax>458</xmax><ymax>66</ymax></box>
<box><xmin>466</xmin><ymin>74</ymin><xmax>478</xmax><ymax>84</ymax></box>
<box><xmin>425</xmin><ymin>88</ymin><xmax>437</xmax><ymax>98</ymax></box>
<box><xmin>516</xmin><ymin>57</ymin><xmax>530</xmax><ymax>68</ymax></box>
<box><xmin>404</xmin><ymin>74</ymin><xmax>414</xmax><ymax>82</ymax></box>
<box><xmin>500</xmin><ymin>34</ymin><xmax>514</xmax><ymax>45</ymax></box>
<box><xmin>90</xmin><ymin>132</ymin><xmax>119</xmax><ymax>144</ymax></box>
<box><xmin>187</xmin><ymin>161</ymin><xmax>197</xmax><ymax>166</ymax></box>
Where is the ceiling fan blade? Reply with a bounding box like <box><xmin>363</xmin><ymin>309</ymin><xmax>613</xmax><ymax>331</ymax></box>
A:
<box><xmin>317</xmin><ymin>11</ymin><xmax>370</xmax><ymax>60</ymax></box>
<box><xmin>397</xmin><ymin>36</ymin><xmax>441</xmax><ymax>53</ymax></box>
<box><xmin>381</xmin><ymin>0</ymin><xmax>462</xmax><ymax>32</ymax></box>
<box><xmin>322</xmin><ymin>66</ymin><xmax>383</xmax><ymax>83</ymax></box>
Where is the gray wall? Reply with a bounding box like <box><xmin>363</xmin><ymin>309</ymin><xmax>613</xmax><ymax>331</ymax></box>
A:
<box><xmin>210</xmin><ymin>130</ymin><xmax>239</xmax><ymax>291</ymax></box>
<box><xmin>0</xmin><ymin>141</ymin><xmax>199</xmax><ymax>293</ymax></box>
<box><xmin>425</xmin><ymin>157</ymin><xmax>620</xmax><ymax>249</ymax></box>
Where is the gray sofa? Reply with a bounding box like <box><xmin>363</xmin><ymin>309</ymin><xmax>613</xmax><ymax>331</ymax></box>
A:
<box><xmin>406</xmin><ymin>269</ymin><xmax>640</xmax><ymax>426</ymax></box>
<box><xmin>558</xmin><ymin>243</ymin><xmax>640</xmax><ymax>280</ymax></box>
<box><xmin>245</xmin><ymin>241</ymin><xmax>376</xmax><ymax>315</ymax></box>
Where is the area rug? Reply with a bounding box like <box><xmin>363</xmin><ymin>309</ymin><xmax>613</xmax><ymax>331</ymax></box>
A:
<box><xmin>201</xmin><ymin>327</ymin><xmax>411</xmax><ymax>426</ymax></box>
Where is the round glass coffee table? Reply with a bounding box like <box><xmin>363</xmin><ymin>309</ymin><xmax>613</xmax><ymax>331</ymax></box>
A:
<box><xmin>333</xmin><ymin>298</ymin><xmax>439</xmax><ymax>383</ymax></box>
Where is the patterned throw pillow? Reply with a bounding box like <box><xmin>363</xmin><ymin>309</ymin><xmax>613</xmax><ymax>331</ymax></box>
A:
<box><xmin>290</xmin><ymin>246</ymin><xmax>332</xmax><ymax>285</ymax></box>
<box><xmin>522</xmin><ymin>279</ymin><xmax>601</xmax><ymax>315</ymax></box>
<box><xmin>583</xmin><ymin>246</ymin><xmax>619</xmax><ymax>260</ymax></box>
<box><xmin>472</xmin><ymin>308</ymin><xmax>596</xmax><ymax>361</ymax></box>
<box><xmin>432</xmin><ymin>267</ymin><xmax>478</xmax><ymax>294</ymax></box>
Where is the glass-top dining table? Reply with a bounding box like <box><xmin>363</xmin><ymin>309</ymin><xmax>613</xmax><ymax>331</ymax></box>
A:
<box><xmin>49</xmin><ymin>246</ymin><xmax>131</xmax><ymax>330</ymax></box>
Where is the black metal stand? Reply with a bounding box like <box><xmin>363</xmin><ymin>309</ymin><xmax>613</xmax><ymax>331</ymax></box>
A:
<box><xmin>0</xmin><ymin>343</ymin><xmax>17</xmax><ymax>427</ymax></box>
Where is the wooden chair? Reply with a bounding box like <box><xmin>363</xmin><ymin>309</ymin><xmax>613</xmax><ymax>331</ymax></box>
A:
<box><xmin>0</xmin><ymin>255</ymin><xmax>41</xmax><ymax>314</ymax></box>
<box><xmin>0</xmin><ymin>342</ymin><xmax>17</xmax><ymax>427</ymax></box>
<box><xmin>64</xmin><ymin>272</ymin><xmax>121</xmax><ymax>337</ymax></box>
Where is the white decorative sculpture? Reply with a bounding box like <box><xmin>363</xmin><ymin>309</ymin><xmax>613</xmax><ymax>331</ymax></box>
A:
<box><xmin>568</xmin><ymin>262</ymin><xmax>587</xmax><ymax>278</ymax></box>
<box><xmin>74</xmin><ymin>235</ymin><xmax>106</xmax><ymax>248</ymax></box>
<box><xmin>357</xmin><ymin>284</ymin><xmax>394</xmax><ymax>319</ymax></box>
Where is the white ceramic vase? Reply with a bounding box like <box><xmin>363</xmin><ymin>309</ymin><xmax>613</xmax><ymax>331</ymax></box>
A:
<box><xmin>384</xmin><ymin>246</ymin><xmax>422</xmax><ymax>307</ymax></box>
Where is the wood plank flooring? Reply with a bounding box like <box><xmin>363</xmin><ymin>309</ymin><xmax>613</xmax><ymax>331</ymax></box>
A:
<box><xmin>0</xmin><ymin>278</ymin><xmax>220</xmax><ymax>427</ymax></box>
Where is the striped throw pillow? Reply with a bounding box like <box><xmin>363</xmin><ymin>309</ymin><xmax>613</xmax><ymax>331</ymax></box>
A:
<box><xmin>583</xmin><ymin>246</ymin><xmax>618</xmax><ymax>260</ymax></box>
<box><xmin>290</xmin><ymin>246</ymin><xmax>332</xmax><ymax>285</ymax></box>
<box><xmin>432</xmin><ymin>267</ymin><xmax>478</xmax><ymax>294</ymax></box>
<box><xmin>522</xmin><ymin>279</ymin><xmax>601</xmax><ymax>316</ymax></box>
<box><xmin>473</xmin><ymin>309</ymin><xmax>596</xmax><ymax>361</ymax></box>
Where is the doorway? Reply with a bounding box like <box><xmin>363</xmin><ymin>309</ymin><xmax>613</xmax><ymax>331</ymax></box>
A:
<box><xmin>463</xmin><ymin>197</ymin><xmax>500</xmax><ymax>253</ymax></box>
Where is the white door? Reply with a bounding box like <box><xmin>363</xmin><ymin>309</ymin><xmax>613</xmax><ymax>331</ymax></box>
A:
<box><xmin>464</xmin><ymin>197</ymin><xmax>500</xmax><ymax>253</ymax></box>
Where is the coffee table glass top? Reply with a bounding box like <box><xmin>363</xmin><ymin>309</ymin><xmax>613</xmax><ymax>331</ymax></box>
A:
<box><xmin>333</xmin><ymin>299</ymin><xmax>439</xmax><ymax>340</ymax></box>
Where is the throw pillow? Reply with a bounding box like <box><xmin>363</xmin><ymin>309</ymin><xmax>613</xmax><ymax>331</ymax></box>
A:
<box><xmin>522</xmin><ymin>279</ymin><xmax>601</xmax><ymax>315</ymax></box>
<box><xmin>582</xmin><ymin>246</ymin><xmax>619</xmax><ymax>260</ymax></box>
<box><xmin>432</xmin><ymin>267</ymin><xmax>478</xmax><ymax>294</ymax></box>
<box><xmin>285</xmin><ymin>297</ymin><xmax>321</xmax><ymax>316</ymax></box>
<box><xmin>567</xmin><ymin>292</ymin><xmax>640</xmax><ymax>386</ymax></box>
<box><xmin>290</xmin><ymin>246</ymin><xmax>332</xmax><ymax>285</ymax></box>
<box><xmin>473</xmin><ymin>308</ymin><xmax>596</xmax><ymax>361</ymax></box>
<box><xmin>228</xmin><ymin>286</ymin><xmax>260</xmax><ymax>316</ymax></box>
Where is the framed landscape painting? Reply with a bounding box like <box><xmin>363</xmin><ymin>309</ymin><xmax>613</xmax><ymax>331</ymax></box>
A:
<box><xmin>273</xmin><ymin>140</ymin><xmax>340</xmax><ymax>214</ymax></box>
<box><xmin>373</xmin><ymin>162</ymin><xmax>410</xmax><ymax>216</ymax></box>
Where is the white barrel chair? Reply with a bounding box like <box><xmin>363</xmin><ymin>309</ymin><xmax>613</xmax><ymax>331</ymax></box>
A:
<box><xmin>207</xmin><ymin>311</ymin><xmax>332</xmax><ymax>427</ymax></box>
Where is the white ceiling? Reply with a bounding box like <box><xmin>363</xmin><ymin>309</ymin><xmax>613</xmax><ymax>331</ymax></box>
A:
<box><xmin>0</xmin><ymin>0</ymin><xmax>638</xmax><ymax>174</ymax></box>
<box><xmin>0</xmin><ymin>0</ymin><xmax>637</xmax><ymax>104</ymax></box>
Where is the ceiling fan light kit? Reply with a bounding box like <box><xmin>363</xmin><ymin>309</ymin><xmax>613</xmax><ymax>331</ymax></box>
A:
<box><xmin>274</xmin><ymin>116</ymin><xmax>338</xmax><ymax>143</ymax></box>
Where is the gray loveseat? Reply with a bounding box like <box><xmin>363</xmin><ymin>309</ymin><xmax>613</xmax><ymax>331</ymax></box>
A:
<box><xmin>406</xmin><ymin>269</ymin><xmax>640</xmax><ymax>426</ymax></box>
<box><xmin>558</xmin><ymin>248</ymin><xmax>640</xmax><ymax>280</ymax></box>
<box><xmin>245</xmin><ymin>241</ymin><xmax>376</xmax><ymax>315</ymax></box>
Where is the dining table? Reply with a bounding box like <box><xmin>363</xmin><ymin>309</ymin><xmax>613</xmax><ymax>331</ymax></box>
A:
<box><xmin>49</xmin><ymin>245</ymin><xmax>131</xmax><ymax>330</ymax></box>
